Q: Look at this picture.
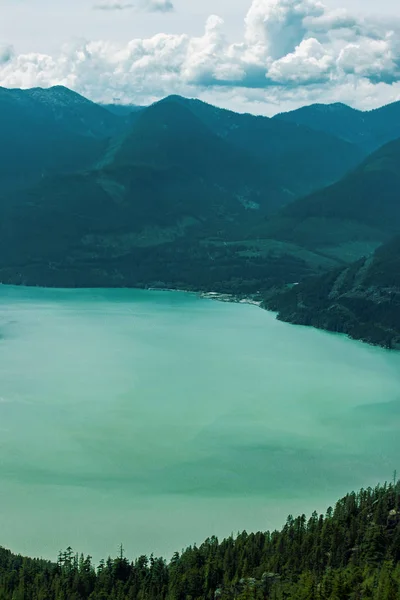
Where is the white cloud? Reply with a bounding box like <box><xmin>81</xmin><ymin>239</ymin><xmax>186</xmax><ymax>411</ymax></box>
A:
<box><xmin>337</xmin><ymin>37</ymin><xmax>400</xmax><ymax>84</ymax></box>
<box><xmin>268</xmin><ymin>37</ymin><xmax>333</xmax><ymax>84</ymax></box>
<box><xmin>1</xmin><ymin>0</ymin><xmax>400</xmax><ymax>112</ymax></box>
<box><xmin>244</xmin><ymin>0</ymin><xmax>324</xmax><ymax>59</ymax></box>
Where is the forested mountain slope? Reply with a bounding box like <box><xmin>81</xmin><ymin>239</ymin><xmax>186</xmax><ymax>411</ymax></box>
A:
<box><xmin>0</xmin><ymin>99</ymin><xmax>355</xmax><ymax>290</ymax></box>
<box><xmin>1</xmin><ymin>87</ymin><xmax>399</xmax><ymax>311</ymax></box>
<box><xmin>159</xmin><ymin>95</ymin><xmax>364</xmax><ymax>197</ymax></box>
<box><xmin>259</xmin><ymin>137</ymin><xmax>400</xmax><ymax>265</ymax></box>
<box><xmin>265</xmin><ymin>236</ymin><xmax>400</xmax><ymax>348</ymax></box>
<box><xmin>0</xmin><ymin>86</ymin><xmax>128</xmax><ymax>191</ymax></box>
<box><xmin>1</xmin><ymin>482</ymin><xmax>399</xmax><ymax>599</ymax></box>
<box><xmin>274</xmin><ymin>100</ymin><xmax>400</xmax><ymax>153</ymax></box>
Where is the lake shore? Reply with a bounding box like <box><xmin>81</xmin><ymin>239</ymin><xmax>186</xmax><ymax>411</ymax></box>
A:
<box><xmin>199</xmin><ymin>291</ymin><xmax>262</xmax><ymax>307</ymax></box>
<box><xmin>146</xmin><ymin>286</ymin><xmax>263</xmax><ymax>308</ymax></box>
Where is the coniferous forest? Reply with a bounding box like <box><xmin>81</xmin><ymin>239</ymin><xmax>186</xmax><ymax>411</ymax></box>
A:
<box><xmin>1</xmin><ymin>482</ymin><xmax>400</xmax><ymax>600</ymax></box>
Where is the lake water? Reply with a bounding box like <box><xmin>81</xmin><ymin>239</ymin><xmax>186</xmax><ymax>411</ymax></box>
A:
<box><xmin>1</xmin><ymin>285</ymin><xmax>400</xmax><ymax>563</ymax></box>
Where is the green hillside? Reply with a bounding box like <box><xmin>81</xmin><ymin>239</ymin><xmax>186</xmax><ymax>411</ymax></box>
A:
<box><xmin>259</xmin><ymin>138</ymin><xmax>400</xmax><ymax>264</ymax></box>
<box><xmin>100</xmin><ymin>100</ymin><xmax>286</xmax><ymax>210</ymax></box>
<box><xmin>0</xmin><ymin>86</ymin><xmax>127</xmax><ymax>191</ymax></box>
<box><xmin>274</xmin><ymin>100</ymin><xmax>400</xmax><ymax>153</ymax></box>
<box><xmin>265</xmin><ymin>236</ymin><xmax>400</xmax><ymax>349</ymax></box>
<box><xmin>0</xmin><ymin>99</ymin><xmax>352</xmax><ymax>291</ymax></box>
<box><xmin>160</xmin><ymin>95</ymin><xmax>364</xmax><ymax>197</ymax></box>
<box><xmin>1</xmin><ymin>89</ymin><xmax>399</xmax><ymax>312</ymax></box>
<box><xmin>1</xmin><ymin>481</ymin><xmax>399</xmax><ymax>599</ymax></box>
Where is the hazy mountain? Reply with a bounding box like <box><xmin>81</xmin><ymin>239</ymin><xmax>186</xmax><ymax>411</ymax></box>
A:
<box><xmin>0</xmin><ymin>100</ymin><xmax>306</xmax><ymax>289</ymax></box>
<box><xmin>0</xmin><ymin>86</ymin><xmax>128</xmax><ymax>190</ymax></box>
<box><xmin>101</xmin><ymin>104</ymin><xmax>145</xmax><ymax>116</ymax></box>
<box><xmin>265</xmin><ymin>235</ymin><xmax>400</xmax><ymax>349</ymax></box>
<box><xmin>98</xmin><ymin>99</ymin><xmax>288</xmax><ymax>208</ymax></box>
<box><xmin>1</xmin><ymin>97</ymin><xmax>357</xmax><ymax>290</ymax></box>
<box><xmin>158</xmin><ymin>95</ymin><xmax>365</xmax><ymax>198</ymax></box>
<box><xmin>274</xmin><ymin>100</ymin><xmax>400</xmax><ymax>153</ymax></box>
<box><xmin>0</xmin><ymin>86</ymin><xmax>363</xmax><ymax>196</ymax></box>
<box><xmin>0</xmin><ymin>90</ymin><xmax>391</xmax><ymax>295</ymax></box>
<box><xmin>2</xmin><ymin>85</ymin><xmax>126</xmax><ymax>137</ymax></box>
<box><xmin>259</xmin><ymin>137</ymin><xmax>400</xmax><ymax>264</ymax></box>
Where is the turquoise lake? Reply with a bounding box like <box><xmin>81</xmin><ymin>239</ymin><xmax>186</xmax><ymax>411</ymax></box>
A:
<box><xmin>0</xmin><ymin>285</ymin><xmax>399</xmax><ymax>562</ymax></box>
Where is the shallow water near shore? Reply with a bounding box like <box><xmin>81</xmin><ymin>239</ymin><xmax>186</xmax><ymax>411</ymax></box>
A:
<box><xmin>0</xmin><ymin>285</ymin><xmax>400</xmax><ymax>562</ymax></box>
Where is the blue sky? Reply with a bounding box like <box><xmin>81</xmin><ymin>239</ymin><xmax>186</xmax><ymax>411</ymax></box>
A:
<box><xmin>1</xmin><ymin>0</ymin><xmax>400</xmax><ymax>114</ymax></box>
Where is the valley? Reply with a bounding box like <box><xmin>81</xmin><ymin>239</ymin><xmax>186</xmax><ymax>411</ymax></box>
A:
<box><xmin>0</xmin><ymin>86</ymin><xmax>399</xmax><ymax>347</ymax></box>
<box><xmin>2</xmin><ymin>0</ymin><xmax>400</xmax><ymax>593</ymax></box>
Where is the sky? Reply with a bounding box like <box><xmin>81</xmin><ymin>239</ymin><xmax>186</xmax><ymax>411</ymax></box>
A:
<box><xmin>1</xmin><ymin>0</ymin><xmax>400</xmax><ymax>114</ymax></box>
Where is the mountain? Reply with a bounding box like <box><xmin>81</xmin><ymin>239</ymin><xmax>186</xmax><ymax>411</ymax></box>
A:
<box><xmin>274</xmin><ymin>100</ymin><xmax>400</xmax><ymax>153</ymax></box>
<box><xmin>159</xmin><ymin>95</ymin><xmax>365</xmax><ymax>198</ymax></box>
<box><xmin>0</xmin><ymin>85</ymin><xmax>128</xmax><ymax>138</ymax></box>
<box><xmin>0</xmin><ymin>100</ymin><xmax>302</xmax><ymax>289</ymax></box>
<box><xmin>259</xmin><ymin>137</ymin><xmax>400</xmax><ymax>265</ymax></box>
<box><xmin>266</xmin><ymin>235</ymin><xmax>400</xmax><ymax>349</ymax></box>
<box><xmin>102</xmin><ymin>104</ymin><xmax>145</xmax><ymax>116</ymax></box>
<box><xmin>4</xmin><ymin>90</ymin><xmax>397</xmax><ymax>295</ymax></box>
<box><xmin>0</xmin><ymin>98</ymin><xmax>359</xmax><ymax>290</ymax></box>
<box><xmin>99</xmin><ymin>99</ymin><xmax>286</xmax><ymax>209</ymax></box>
<box><xmin>0</xmin><ymin>482</ymin><xmax>399</xmax><ymax>599</ymax></box>
<box><xmin>0</xmin><ymin>86</ymin><xmax>128</xmax><ymax>191</ymax></box>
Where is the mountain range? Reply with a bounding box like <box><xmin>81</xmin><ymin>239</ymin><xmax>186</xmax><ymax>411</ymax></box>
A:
<box><xmin>0</xmin><ymin>85</ymin><xmax>129</xmax><ymax>191</ymax></box>
<box><xmin>259</xmin><ymin>137</ymin><xmax>400</xmax><ymax>263</ymax></box>
<box><xmin>275</xmin><ymin>100</ymin><xmax>400</xmax><ymax>153</ymax></box>
<box><xmin>1</xmin><ymin>85</ymin><xmax>400</xmax><ymax>346</ymax></box>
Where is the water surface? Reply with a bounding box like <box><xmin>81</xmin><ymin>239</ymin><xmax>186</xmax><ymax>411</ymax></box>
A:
<box><xmin>0</xmin><ymin>286</ymin><xmax>399</xmax><ymax>562</ymax></box>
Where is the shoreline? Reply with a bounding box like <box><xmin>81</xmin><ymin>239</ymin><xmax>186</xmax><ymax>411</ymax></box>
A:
<box><xmin>2</xmin><ymin>283</ymin><xmax>397</xmax><ymax>350</ymax></box>
<box><xmin>1</xmin><ymin>281</ymin><xmax>264</xmax><ymax>312</ymax></box>
<box><xmin>198</xmin><ymin>291</ymin><xmax>262</xmax><ymax>307</ymax></box>
<box><xmin>146</xmin><ymin>286</ymin><xmax>263</xmax><ymax>308</ymax></box>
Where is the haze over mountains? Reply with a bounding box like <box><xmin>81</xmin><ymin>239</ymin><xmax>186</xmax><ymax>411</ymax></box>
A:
<box><xmin>0</xmin><ymin>86</ymin><xmax>130</xmax><ymax>191</ymax></box>
<box><xmin>1</xmin><ymin>85</ymin><xmax>400</xmax><ymax>346</ymax></box>
<box><xmin>260</xmin><ymin>138</ymin><xmax>400</xmax><ymax>261</ymax></box>
<box><xmin>274</xmin><ymin>101</ymin><xmax>400</xmax><ymax>153</ymax></box>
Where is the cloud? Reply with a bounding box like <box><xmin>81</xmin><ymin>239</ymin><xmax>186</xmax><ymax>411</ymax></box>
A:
<box><xmin>267</xmin><ymin>37</ymin><xmax>333</xmax><ymax>85</ymax></box>
<box><xmin>94</xmin><ymin>2</ymin><xmax>134</xmax><ymax>9</ymax></box>
<box><xmin>145</xmin><ymin>0</ymin><xmax>174</xmax><ymax>12</ymax></box>
<box><xmin>337</xmin><ymin>37</ymin><xmax>400</xmax><ymax>85</ymax></box>
<box><xmin>93</xmin><ymin>0</ymin><xmax>173</xmax><ymax>11</ymax></box>
<box><xmin>0</xmin><ymin>44</ymin><xmax>14</xmax><ymax>65</ymax></box>
<box><xmin>244</xmin><ymin>0</ymin><xmax>324</xmax><ymax>59</ymax></box>
<box><xmin>1</xmin><ymin>0</ymin><xmax>400</xmax><ymax>113</ymax></box>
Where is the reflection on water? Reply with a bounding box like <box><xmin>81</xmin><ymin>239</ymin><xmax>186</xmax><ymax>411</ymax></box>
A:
<box><xmin>0</xmin><ymin>285</ymin><xmax>399</xmax><ymax>562</ymax></box>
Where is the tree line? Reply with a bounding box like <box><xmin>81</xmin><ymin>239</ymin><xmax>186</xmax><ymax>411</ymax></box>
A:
<box><xmin>1</xmin><ymin>482</ymin><xmax>400</xmax><ymax>599</ymax></box>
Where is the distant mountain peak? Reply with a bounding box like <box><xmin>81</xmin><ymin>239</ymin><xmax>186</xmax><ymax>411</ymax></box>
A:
<box><xmin>274</xmin><ymin>99</ymin><xmax>400</xmax><ymax>151</ymax></box>
<box><xmin>25</xmin><ymin>85</ymin><xmax>99</xmax><ymax>108</ymax></box>
<box><xmin>159</xmin><ymin>94</ymin><xmax>188</xmax><ymax>104</ymax></box>
<box><xmin>275</xmin><ymin>102</ymin><xmax>357</xmax><ymax>117</ymax></box>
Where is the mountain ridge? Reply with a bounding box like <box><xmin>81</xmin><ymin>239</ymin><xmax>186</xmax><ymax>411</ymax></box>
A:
<box><xmin>0</xmin><ymin>92</ymin><xmax>367</xmax><ymax>291</ymax></box>
<box><xmin>156</xmin><ymin>94</ymin><xmax>365</xmax><ymax>198</ymax></box>
<box><xmin>1</xmin><ymin>85</ymin><xmax>400</xmax><ymax>346</ymax></box>
<box><xmin>274</xmin><ymin>99</ymin><xmax>400</xmax><ymax>152</ymax></box>
<box><xmin>257</xmin><ymin>137</ymin><xmax>400</xmax><ymax>265</ymax></box>
<box><xmin>0</xmin><ymin>85</ymin><xmax>129</xmax><ymax>191</ymax></box>
<box><xmin>265</xmin><ymin>235</ymin><xmax>400</xmax><ymax>349</ymax></box>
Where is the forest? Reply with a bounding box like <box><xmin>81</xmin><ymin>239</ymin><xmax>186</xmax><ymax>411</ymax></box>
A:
<box><xmin>1</xmin><ymin>481</ymin><xmax>399</xmax><ymax>599</ymax></box>
<box><xmin>265</xmin><ymin>236</ymin><xmax>400</xmax><ymax>349</ymax></box>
